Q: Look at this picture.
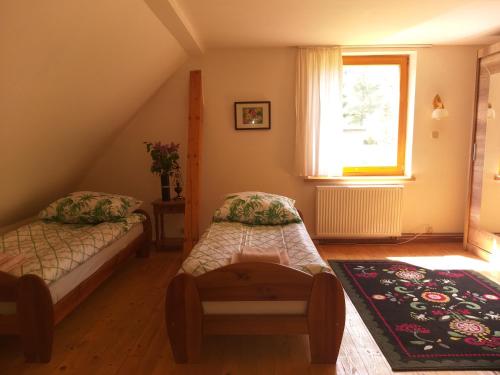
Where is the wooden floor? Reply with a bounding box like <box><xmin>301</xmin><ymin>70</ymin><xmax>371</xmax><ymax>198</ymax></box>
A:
<box><xmin>0</xmin><ymin>242</ymin><xmax>498</xmax><ymax>375</ymax></box>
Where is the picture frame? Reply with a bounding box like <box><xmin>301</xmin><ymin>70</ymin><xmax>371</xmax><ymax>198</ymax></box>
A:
<box><xmin>234</xmin><ymin>101</ymin><xmax>271</xmax><ymax>130</ymax></box>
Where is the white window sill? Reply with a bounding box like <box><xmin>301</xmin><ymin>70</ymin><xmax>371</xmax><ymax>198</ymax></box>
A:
<box><xmin>304</xmin><ymin>175</ymin><xmax>415</xmax><ymax>185</ymax></box>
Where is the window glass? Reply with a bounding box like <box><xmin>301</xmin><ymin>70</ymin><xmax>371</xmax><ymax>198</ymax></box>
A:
<box><xmin>341</xmin><ymin>55</ymin><xmax>408</xmax><ymax>176</ymax></box>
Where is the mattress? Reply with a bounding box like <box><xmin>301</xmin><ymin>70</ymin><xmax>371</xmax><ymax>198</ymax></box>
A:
<box><xmin>0</xmin><ymin>213</ymin><xmax>145</xmax><ymax>284</ymax></box>
<box><xmin>181</xmin><ymin>221</ymin><xmax>330</xmax><ymax>276</ymax></box>
<box><xmin>181</xmin><ymin>221</ymin><xmax>330</xmax><ymax>315</ymax></box>
<box><xmin>0</xmin><ymin>216</ymin><xmax>144</xmax><ymax>315</ymax></box>
<box><xmin>48</xmin><ymin>223</ymin><xmax>143</xmax><ymax>303</ymax></box>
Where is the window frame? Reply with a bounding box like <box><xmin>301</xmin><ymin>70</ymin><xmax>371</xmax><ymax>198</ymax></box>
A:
<box><xmin>341</xmin><ymin>55</ymin><xmax>409</xmax><ymax>176</ymax></box>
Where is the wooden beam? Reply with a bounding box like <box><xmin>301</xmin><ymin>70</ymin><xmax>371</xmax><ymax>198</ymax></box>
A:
<box><xmin>184</xmin><ymin>70</ymin><xmax>202</xmax><ymax>258</ymax></box>
<box><xmin>144</xmin><ymin>0</ymin><xmax>204</xmax><ymax>55</ymax></box>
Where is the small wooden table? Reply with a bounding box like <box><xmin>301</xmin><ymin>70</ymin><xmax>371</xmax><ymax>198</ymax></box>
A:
<box><xmin>151</xmin><ymin>198</ymin><xmax>185</xmax><ymax>251</ymax></box>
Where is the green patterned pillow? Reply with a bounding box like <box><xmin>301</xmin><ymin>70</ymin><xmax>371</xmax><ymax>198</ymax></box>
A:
<box><xmin>213</xmin><ymin>192</ymin><xmax>302</xmax><ymax>225</ymax></box>
<box><xmin>39</xmin><ymin>191</ymin><xmax>143</xmax><ymax>224</ymax></box>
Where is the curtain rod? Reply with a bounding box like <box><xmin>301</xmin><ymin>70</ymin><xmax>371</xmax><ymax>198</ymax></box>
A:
<box><xmin>295</xmin><ymin>44</ymin><xmax>432</xmax><ymax>49</ymax></box>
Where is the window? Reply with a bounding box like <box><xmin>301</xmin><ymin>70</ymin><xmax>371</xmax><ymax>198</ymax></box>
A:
<box><xmin>341</xmin><ymin>55</ymin><xmax>409</xmax><ymax>176</ymax></box>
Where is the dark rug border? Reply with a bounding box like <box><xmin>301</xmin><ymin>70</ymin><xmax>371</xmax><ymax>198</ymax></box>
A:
<box><xmin>329</xmin><ymin>259</ymin><xmax>500</xmax><ymax>371</ymax></box>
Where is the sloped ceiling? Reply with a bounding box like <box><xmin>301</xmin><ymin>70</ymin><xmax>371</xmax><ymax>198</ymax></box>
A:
<box><xmin>0</xmin><ymin>0</ymin><xmax>187</xmax><ymax>227</ymax></box>
<box><xmin>176</xmin><ymin>0</ymin><xmax>500</xmax><ymax>46</ymax></box>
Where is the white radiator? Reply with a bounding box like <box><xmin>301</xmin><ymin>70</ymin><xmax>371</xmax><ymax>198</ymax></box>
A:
<box><xmin>316</xmin><ymin>185</ymin><xmax>403</xmax><ymax>238</ymax></box>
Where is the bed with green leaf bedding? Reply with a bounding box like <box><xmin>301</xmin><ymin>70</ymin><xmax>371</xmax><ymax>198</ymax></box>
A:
<box><xmin>183</xmin><ymin>191</ymin><xmax>332</xmax><ymax>304</ymax></box>
<box><xmin>0</xmin><ymin>192</ymin><xmax>152</xmax><ymax>363</ymax></box>
<box><xmin>183</xmin><ymin>191</ymin><xmax>329</xmax><ymax>278</ymax></box>
<box><xmin>181</xmin><ymin>221</ymin><xmax>330</xmax><ymax>278</ymax></box>
<box><xmin>166</xmin><ymin>192</ymin><xmax>345</xmax><ymax>364</ymax></box>
<box><xmin>0</xmin><ymin>213</ymin><xmax>145</xmax><ymax>288</ymax></box>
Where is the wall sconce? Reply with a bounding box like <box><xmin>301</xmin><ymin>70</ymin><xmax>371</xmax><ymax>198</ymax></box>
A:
<box><xmin>432</xmin><ymin>94</ymin><xmax>449</xmax><ymax>120</ymax></box>
<box><xmin>487</xmin><ymin>103</ymin><xmax>496</xmax><ymax>120</ymax></box>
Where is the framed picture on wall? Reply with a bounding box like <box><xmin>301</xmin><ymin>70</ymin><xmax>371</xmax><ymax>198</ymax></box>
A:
<box><xmin>234</xmin><ymin>101</ymin><xmax>271</xmax><ymax>130</ymax></box>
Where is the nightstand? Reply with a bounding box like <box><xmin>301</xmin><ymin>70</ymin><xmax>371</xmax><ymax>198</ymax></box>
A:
<box><xmin>151</xmin><ymin>198</ymin><xmax>185</xmax><ymax>251</ymax></box>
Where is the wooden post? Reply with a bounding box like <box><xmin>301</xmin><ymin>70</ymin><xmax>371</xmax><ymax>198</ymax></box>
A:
<box><xmin>184</xmin><ymin>70</ymin><xmax>202</xmax><ymax>258</ymax></box>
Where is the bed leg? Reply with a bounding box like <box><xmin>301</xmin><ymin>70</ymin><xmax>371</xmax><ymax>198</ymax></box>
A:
<box><xmin>136</xmin><ymin>209</ymin><xmax>152</xmax><ymax>258</ymax></box>
<box><xmin>17</xmin><ymin>274</ymin><xmax>54</xmax><ymax>363</ymax></box>
<box><xmin>136</xmin><ymin>239</ymin><xmax>151</xmax><ymax>258</ymax></box>
<box><xmin>307</xmin><ymin>272</ymin><xmax>345</xmax><ymax>364</ymax></box>
<box><xmin>165</xmin><ymin>273</ymin><xmax>203</xmax><ymax>363</ymax></box>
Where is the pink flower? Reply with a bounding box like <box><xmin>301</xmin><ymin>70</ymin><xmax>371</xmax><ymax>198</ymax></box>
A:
<box><xmin>431</xmin><ymin>310</ymin><xmax>446</xmax><ymax>316</ymax></box>
<box><xmin>166</xmin><ymin>142</ymin><xmax>180</xmax><ymax>153</ymax></box>
<box><xmin>356</xmin><ymin>272</ymin><xmax>378</xmax><ymax>278</ymax></box>
<box><xmin>437</xmin><ymin>271</ymin><xmax>464</xmax><ymax>278</ymax></box>
<box><xmin>464</xmin><ymin>337</ymin><xmax>500</xmax><ymax>348</ymax></box>
<box><xmin>395</xmin><ymin>323</ymin><xmax>430</xmax><ymax>334</ymax></box>
<box><xmin>389</xmin><ymin>265</ymin><xmax>417</xmax><ymax>271</ymax></box>
<box><xmin>145</xmin><ymin>140</ymin><xmax>180</xmax><ymax>176</ymax></box>
<box><xmin>421</xmin><ymin>291</ymin><xmax>450</xmax><ymax>303</ymax></box>
<box><xmin>484</xmin><ymin>294</ymin><xmax>499</xmax><ymax>301</ymax></box>
<box><xmin>457</xmin><ymin>308</ymin><xmax>471</xmax><ymax>315</ymax></box>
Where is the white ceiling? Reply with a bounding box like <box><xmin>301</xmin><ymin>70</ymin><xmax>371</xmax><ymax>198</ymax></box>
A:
<box><xmin>175</xmin><ymin>0</ymin><xmax>500</xmax><ymax>47</ymax></box>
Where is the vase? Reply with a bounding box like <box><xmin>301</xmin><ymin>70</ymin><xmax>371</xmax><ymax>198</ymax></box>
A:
<box><xmin>160</xmin><ymin>173</ymin><xmax>170</xmax><ymax>201</ymax></box>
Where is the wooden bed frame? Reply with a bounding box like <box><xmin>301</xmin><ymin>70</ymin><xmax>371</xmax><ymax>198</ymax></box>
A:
<box><xmin>165</xmin><ymin>231</ymin><xmax>346</xmax><ymax>364</ymax></box>
<box><xmin>168</xmin><ymin>72</ymin><xmax>345</xmax><ymax>364</ymax></box>
<box><xmin>0</xmin><ymin>209</ymin><xmax>152</xmax><ymax>363</ymax></box>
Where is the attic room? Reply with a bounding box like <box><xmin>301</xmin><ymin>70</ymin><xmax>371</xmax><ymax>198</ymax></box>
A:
<box><xmin>1</xmin><ymin>0</ymin><xmax>499</xmax><ymax>374</ymax></box>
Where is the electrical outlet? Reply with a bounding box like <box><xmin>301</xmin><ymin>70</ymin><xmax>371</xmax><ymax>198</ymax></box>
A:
<box><xmin>424</xmin><ymin>225</ymin><xmax>433</xmax><ymax>234</ymax></box>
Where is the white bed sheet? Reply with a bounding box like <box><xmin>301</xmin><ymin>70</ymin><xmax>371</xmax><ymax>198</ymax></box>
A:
<box><xmin>0</xmin><ymin>223</ymin><xmax>143</xmax><ymax>315</ymax></box>
<box><xmin>49</xmin><ymin>223</ymin><xmax>143</xmax><ymax>303</ymax></box>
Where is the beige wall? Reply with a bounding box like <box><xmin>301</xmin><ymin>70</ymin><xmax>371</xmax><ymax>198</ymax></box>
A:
<box><xmin>80</xmin><ymin>46</ymin><xmax>478</xmax><ymax>236</ymax></box>
<box><xmin>0</xmin><ymin>0</ymin><xmax>187</xmax><ymax>227</ymax></box>
<box><xmin>404</xmin><ymin>46</ymin><xmax>477</xmax><ymax>234</ymax></box>
<box><xmin>79</xmin><ymin>64</ymin><xmax>193</xmax><ymax>236</ymax></box>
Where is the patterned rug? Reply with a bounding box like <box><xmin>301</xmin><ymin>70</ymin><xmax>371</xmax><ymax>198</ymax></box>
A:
<box><xmin>329</xmin><ymin>260</ymin><xmax>500</xmax><ymax>371</ymax></box>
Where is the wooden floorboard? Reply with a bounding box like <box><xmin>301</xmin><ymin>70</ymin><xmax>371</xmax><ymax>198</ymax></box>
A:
<box><xmin>0</xmin><ymin>242</ymin><xmax>498</xmax><ymax>374</ymax></box>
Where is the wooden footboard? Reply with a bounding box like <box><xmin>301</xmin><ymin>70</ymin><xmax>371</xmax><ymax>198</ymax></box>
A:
<box><xmin>165</xmin><ymin>262</ymin><xmax>345</xmax><ymax>364</ymax></box>
<box><xmin>0</xmin><ymin>209</ymin><xmax>152</xmax><ymax>362</ymax></box>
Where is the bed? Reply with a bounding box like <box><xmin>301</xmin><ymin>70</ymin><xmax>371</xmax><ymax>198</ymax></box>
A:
<box><xmin>165</xmin><ymin>195</ymin><xmax>346</xmax><ymax>364</ymax></box>
<box><xmin>0</xmin><ymin>208</ymin><xmax>152</xmax><ymax>362</ymax></box>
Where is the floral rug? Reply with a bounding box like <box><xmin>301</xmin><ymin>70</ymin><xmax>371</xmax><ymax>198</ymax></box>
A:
<box><xmin>329</xmin><ymin>260</ymin><xmax>500</xmax><ymax>371</ymax></box>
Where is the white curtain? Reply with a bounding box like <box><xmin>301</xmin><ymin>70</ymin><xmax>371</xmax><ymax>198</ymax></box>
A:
<box><xmin>295</xmin><ymin>47</ymin><xmax>344</xmax><ymax>177</ymax></box>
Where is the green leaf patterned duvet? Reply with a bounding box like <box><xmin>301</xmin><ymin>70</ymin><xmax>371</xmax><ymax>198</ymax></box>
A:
<box><xmin>0</xmin><ymin>213</ymin><xmax>145</xmax><ymax>285</ymax></box>
<box><xmin>181</xmin><ymin>221</ymin><xmax>330</xmax><ymax>276</ymax></box>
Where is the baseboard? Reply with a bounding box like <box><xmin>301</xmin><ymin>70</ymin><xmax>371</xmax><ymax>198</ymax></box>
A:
<box><xmin>317</xmin><ymin>232</ymin><xmax>463</xmax><ymax>245</ymax></box>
